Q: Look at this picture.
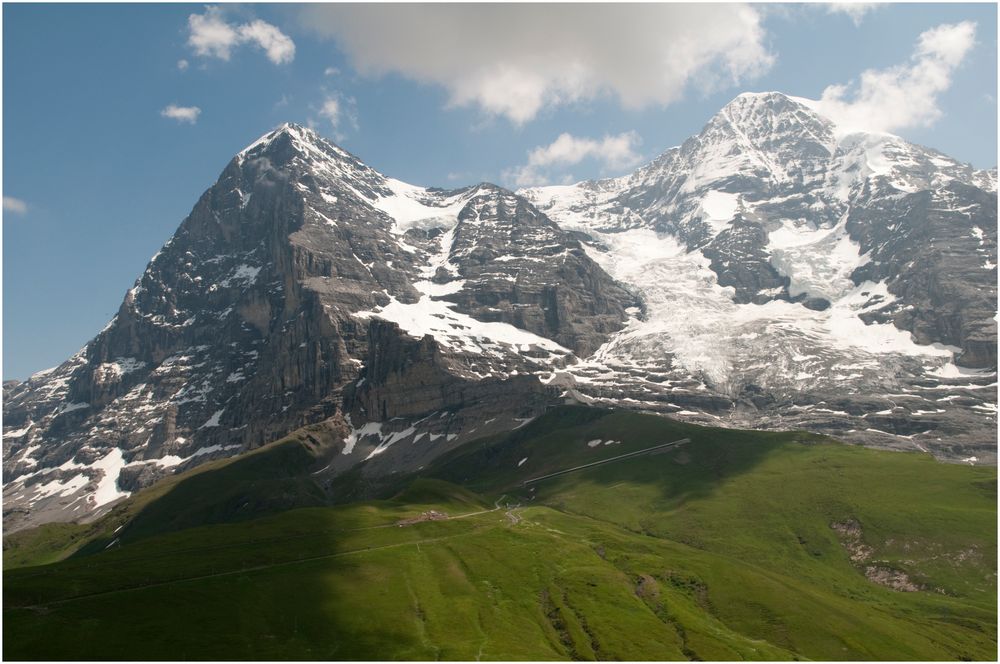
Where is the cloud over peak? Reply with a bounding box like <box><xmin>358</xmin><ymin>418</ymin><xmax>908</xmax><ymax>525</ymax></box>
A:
<box><xmin>299</xmin><ymin>4</ymin><xmax>773</xmax><ymax>125</ymax></box>
<box><xmin>505</xmin><ymin>131</ymin><xmax>644</xmax><ymax>187</ymax></box>
<box><xmin>813</xmin><ymin>21</ymin><xmax>977</xmax><ymax>134</ymax></box>
<box><xmin>188</xmin><ymin>6</ymin><xmax>295</xmax><ymax>65</ymax></box>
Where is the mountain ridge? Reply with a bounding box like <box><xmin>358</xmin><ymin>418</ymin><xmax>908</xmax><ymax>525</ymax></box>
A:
<box><xmin>4</xmin><ymin>91</ymin><xmax>996</xmax><ymax>532</ymax></box>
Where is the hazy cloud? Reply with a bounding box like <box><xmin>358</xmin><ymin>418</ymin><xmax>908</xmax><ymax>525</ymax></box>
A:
<box><xmin>813</xmin><ymin>21</ymin><xmax>977</xmax><ymax>133</ymax></box>
<box><xmin>188</xmin><ymin>6</ymin><xmax>295</xmax><ymax>65</ymax></box>
<box><xmin>160</xmin><ymin>104</ymin><xmax>202</xmax><ymax>124</ymax></box>
<box><xmin>505</xmin><ymin>132</ymin><xmax>644</xmax><ymax>187</ymax></box>
<box><xmin>3</xmin><ymin>197</ymin><xmax>28</xmax><ymax>215</ymax></box>
<box><xmin>319</xmin><ymin>97</ymin><xmax>341</xmax><ymax>128</ymax></box>
<box><xmin>299</xmin><ymin>4</ymin><xmax>773</xmax><ymax>125</ymax></box>
<box><xmin>312</xmin><ymin>92</ymin><xmax>358</xmax><ymax>141</ymax></box>
<box><xmin>826</xmin><ymin>3</ymin><xmax>880</xmax><ymax>26</ymax></box>
<box><xmin>177</xmin><ymin>59</ymin><xmax>190</xmax><ymax>71</ymax></box>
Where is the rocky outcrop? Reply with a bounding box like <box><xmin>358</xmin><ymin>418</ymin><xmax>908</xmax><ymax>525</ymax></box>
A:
<box><xmin>849</xmin><ymin>181</ymin><xmax>998</xmax><ymax>368</ymax></box>
<box><xmin>439</xmin><ymin>186</ymin><xmax>640</xmax><ymax>356</ymax></box>
<box><xmin>350</xmin><ymin>320</ymin><xmax>556</xmax><ymax>422</ymax></box>
<box><xmin>702</xmin><ymin>213</ymin><xmax>792</xmax><ymax>305</ymax></box>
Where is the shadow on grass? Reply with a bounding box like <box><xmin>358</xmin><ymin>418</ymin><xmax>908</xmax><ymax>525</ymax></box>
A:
<box><xmin>422</xmin><ymin>404</ymin><xmax>800</xmax><ymax>511</ymax></box>
<box><xmin>3</xmin><ymin>482</ymin><xmax>485</xmax><ymax>658</ymax></box>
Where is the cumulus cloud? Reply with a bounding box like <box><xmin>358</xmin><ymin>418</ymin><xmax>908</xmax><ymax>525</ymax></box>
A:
<box><xmin>505</xmin><ymin>132</ymin><xmax>644</xmax><ymax>187</ymax></box>
<box><xmin>298</xmin><ymin>4</ymin><xmax>773</xmax><ymax>124</ymax></box>
<box><xmin>3</xmin><ymin>197</ymin><xmax>28</xmax><ymax>215</ymax></box>
<box><xmin>238</xmin><ymin>19</ymin><xmax>296</xmax><ymax>65</ymax></box>
<box><xmin>188</xmin><ymin>7</ymin><xmax>240</xmax><ymax>60</ymax></box>
<box><xmin>160</xmin><ymin>104</ymin><xmax>202</xmax><ymax>124</ymax></box>
<box><xmin>813</xmin><ymin>21</ymin><xmax>977</xmax><ymax>134</ymax></box>
<box><xmin>826</xmin><ymin>3</ymin><xmax>880</xmax><ymax>26</ymax></box>
<box><xmin>188</xmin><ymin>6</ymin><xmax>295</xmax><ymax>65</ymax></box>
<box><xmin>177</xmin><ymin>59</ymin><xmax>190</xmax><ymax>71</ymax></box>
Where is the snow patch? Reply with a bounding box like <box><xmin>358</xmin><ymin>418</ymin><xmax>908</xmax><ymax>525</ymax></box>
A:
<box><xmin>30</xmin><ymin>474</ymin><xmax>90</xmax><ymax>501</ymax></box>
<box><xmin>91</xmin><ymin>449</ymin><xmax>131</xmax><ymax>507</ymax></box>
<box><xmin>929</xmin><ymin>363</ymin><xmax>994</xmax><ymax>379</ymax></box>
<box><xmin>768</xmin><ymin>214</ymin><xmax>868</xmax><ymax>301</ymax></box>
<box><xmin>200</xmin><ymin>409</ymin><xmax>224</xmax><ymax>428</ymax></box>
<box><xmin>97</xmin><ymin>357</ymin><xmax>146</xmax><ymax>380</ymax></box>
<box><xmin>373</xmin><ymin>179</ymin><xmax>471</xmax><ymax>234</ymax></box>
<box><xmin>413</xmin><ymin>279</ymin><xmax>466</xmax><ymax>297</ymax></box>
<box><xmin>354</xmin><ymin>295</ymin><xmax>570</xmax><ymax>360</ymax></box>
<box><xmin>343</xmin><ymin>421</ymin><xmax>383</xmax><ymax>456</ymax></box>
<box><xmin>699</xmin><ymin>191</ymin><xmax>739</xmax><ymax>235</ymax></box>
<box><xmin>189</xmin><ymin>443</ymin><xmax>241</xmax><ymax>459</ymax></box>
<box><xmin>218</xmin><ymin>264</ymin><xmax>261</xmax><ymax>288</ymax></box>
<box><xmin>6</xmin><ymin>423</ymin><xmax>33</xmax><ymax>438</ymax></box>
<box><xmin>364</xmin><ymin>425</ymin><xmax>417</xmax><ymax>460</ymax></box>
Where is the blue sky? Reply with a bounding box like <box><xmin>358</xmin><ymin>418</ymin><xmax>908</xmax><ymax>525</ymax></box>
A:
<box><xmin>3</xmin><ymin>3</ymin><xmax>997</xmax><ymax>380</ymax></box>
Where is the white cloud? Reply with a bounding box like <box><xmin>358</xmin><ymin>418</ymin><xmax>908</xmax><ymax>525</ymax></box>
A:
<box><xmin>188</xmin><ymin>7</ymin><xmax>240</xmax><ymax>60</ymax></box>
<box><xmin>3</xmin><ymin>197</ymin><xmax>28</xmax><ymax>214</ymax></box>
<box><xmin>318</xmin><ymin>97</ymin><xmax>340</xmax><ymax>128</ymax></box>
<box><xmin>187</xmin><ymin>6</ymin><xmax>294</xmax><ymax>65</ymax></box>
<box><xmin>238</xmin><ymin>19</ymin><xmax>296</xmax><ymax>65</ymax></box>
<box><xmin>812</xmin><ymin>21</ymin><xmax>977</xmax><ymax>134</ymax></box>
<box><xmin>324</xmin><ymin>66</ymin><xmax>339</xmax><ymax>77</ymax></box>
<box><xmin>826</xmin><ymin>3</ymin><xmax>880</xmax><ymax>26</ymax></box>
<box><xmin>505</xmin><ymin>132</ymin><xmax>644</xmax><ymax>187</ymax></box>
<box><xmin>160</xmin><ymin>104</ymin><xmax>202</xmax><ymax>124</ymax></box>
<box><xmin>177</xmin><ymin>59</ymin><xmax>189</xmax><ymax>71</ymax></box>
<box><xmin>298</xmin><ymin>4</ymin><xmax>773</xmax><ymax>125</ymax></box>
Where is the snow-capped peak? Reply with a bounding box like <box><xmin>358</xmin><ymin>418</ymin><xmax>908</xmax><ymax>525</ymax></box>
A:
<box><xmin>238</xmin><ymin>121</ymin><xmax>351</xmax><ymax>163</ymax></box>
<box><xmin>711</xmin><ymin>91</ymin><xmax>838</xmax><ymax>159</ymax></box>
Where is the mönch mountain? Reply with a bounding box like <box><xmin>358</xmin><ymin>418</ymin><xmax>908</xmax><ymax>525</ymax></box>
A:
<box><xmin>4</xmin><ymin>91</ymin><xmax>997</xmax><ymax>531</ymax></box>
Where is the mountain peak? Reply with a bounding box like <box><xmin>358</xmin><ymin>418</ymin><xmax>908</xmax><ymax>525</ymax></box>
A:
<box><xmin>707</xmin><ymin>90</ymin><xmax>838</xmax><ymax>160</ymax></box>
<box><xmin>237</xmin><ymin>121</ymin><xmax>344</xmax><ymax>164</ymax></box>
<box><xmin>726</xmin><ymin>90</ymin><xmax>794</xmax><ymax>105</ymax></box>
<box><xmin>720</xmin><ymin>91</ymin><xmax>827</xmax><ymax>126</ymax></box>
<box><xmin>273</xmin><ymin>122</ymin><xmax>325</xmax><ymax>143</ymax></box>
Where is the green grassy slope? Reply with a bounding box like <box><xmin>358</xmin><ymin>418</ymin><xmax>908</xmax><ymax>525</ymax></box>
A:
<box><xmin>3</xmin><ymin>407</ymin><xmax>996</xmax><ymax>660</ymax></box>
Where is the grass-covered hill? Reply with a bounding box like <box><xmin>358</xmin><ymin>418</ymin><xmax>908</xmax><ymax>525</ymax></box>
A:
<box><xmin>3</xmin><ymin>406</ymin><xmax>996</xmax><ymax>660</ymax></box>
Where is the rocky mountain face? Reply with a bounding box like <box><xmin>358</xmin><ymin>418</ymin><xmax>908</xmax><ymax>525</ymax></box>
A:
<box><xmin>521</xmin><ymin>92</ymin><xmax>997</xmax><ymax>460</ymax></box>
<box><xmin>2</xmin><ymin>125</ymin><xmax>632</xmax><ymax>531</ymax></box>
<box><xmin>4</xmin><ymin>93</ymin><xmax>997</xmax><ymax>531</ymax></box>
